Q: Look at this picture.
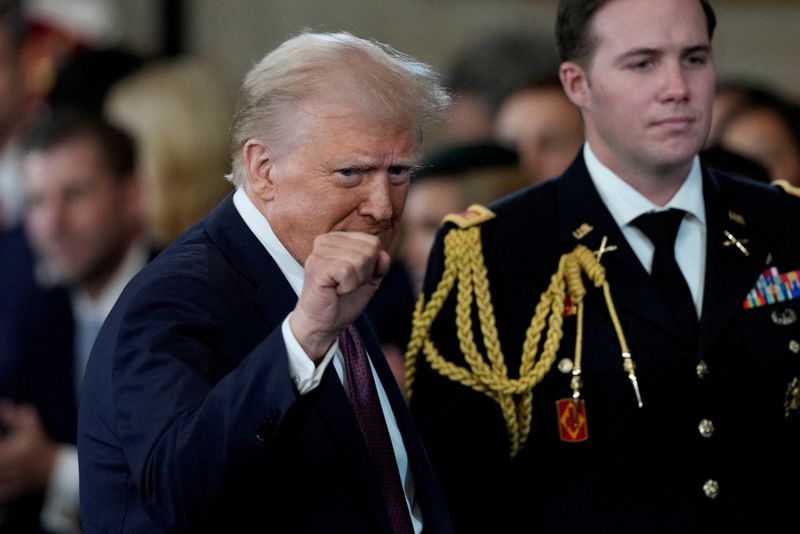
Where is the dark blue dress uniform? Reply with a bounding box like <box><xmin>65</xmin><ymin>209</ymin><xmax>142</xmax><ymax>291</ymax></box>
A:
<box><xmin>408</xmin><ymin>153</ymin><xmax>800</xmax><ymax>533</ymax></box>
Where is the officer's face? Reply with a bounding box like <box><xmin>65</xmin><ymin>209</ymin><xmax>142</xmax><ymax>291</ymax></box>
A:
<box><xmin>562</xmin><ymin>0</ymin><xmax>716</xmax><ymax>181</ymax></box>
<box><xmin>251</xmin><ymin>100</ymin><xmax>418</xmax><ymax>264</ymax></box>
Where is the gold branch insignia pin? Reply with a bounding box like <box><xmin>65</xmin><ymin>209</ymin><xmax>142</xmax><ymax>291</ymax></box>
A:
<box><xmin>723</xmin><ymin>230</ymin><xmax>749</xmax><ymax>256</ymax></box>
<box><xmin>593</xmin><ymin>236</ymin><xmax>618</xmax><ymax>262</ymax></box>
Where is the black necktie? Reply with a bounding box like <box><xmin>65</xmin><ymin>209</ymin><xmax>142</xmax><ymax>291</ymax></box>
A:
<box><xmin>632</xmin><ymin>209</ymin><xmax>698</xmax><ymax>343</ymax></box>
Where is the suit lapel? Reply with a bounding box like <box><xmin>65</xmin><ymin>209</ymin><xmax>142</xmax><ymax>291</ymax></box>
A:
<box><xmin>557</xmin><ymin>156</ymin><xmax>685</xmax><ymax>340</ymax></box>
<box><xmin>204</xmin><ymin>194</ymin><xmax>298</xmax><ymax>328</ymax></box>
<box><xmin>697</xmin><ymin>171</ymin><xmax>769</xmax><ymax>358</ymax></box>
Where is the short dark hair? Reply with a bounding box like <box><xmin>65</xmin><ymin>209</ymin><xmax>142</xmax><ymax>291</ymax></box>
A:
<box><xmin>556</xmin><ymin>0</ymin><xmax>717</xmax><ymax>64</ymax></box>
<box><xmin>23</xmin><ymin>111</ymin><xmax>137</xmax><ymax>179</ymax></box>
<box><xmin>0</xmin><ymin>0</ymin><xmax>24</xmax><ymax>51</ymax></box>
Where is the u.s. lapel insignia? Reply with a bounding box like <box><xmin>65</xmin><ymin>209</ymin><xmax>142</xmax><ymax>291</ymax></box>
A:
<box><xmin>728</xmin><ymin>211</ymin><xmax>746</xmax><ymax>225</ymax></box>
<box><xmin>572</xmin><ymin>223</ymin><xmax>594</xmax><ymax>240</ymax></box>
<box><xmin>556</xmin><ymin>398</ymin><xmax>588</xmax><ymax>442</ymax></box>
<box><xmin>593</xmin><ymin>235</ymin><xmax>617</xmax><ymax>262</ymax></box>
<box><xmin>723</xmin><ymin>230</ymin><xmax>749</xmax><ymax>256</ymax></box>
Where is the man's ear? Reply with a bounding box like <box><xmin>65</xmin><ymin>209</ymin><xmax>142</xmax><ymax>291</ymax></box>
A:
<box><xmin>243</xmin><ymin>139</ymin><xmax>275</xmax><ymax>200</ymax></box>
<box><xmin>560</xmin><ymin>61</ymin><xmax>591</xmax><ymax>110</ymax></box>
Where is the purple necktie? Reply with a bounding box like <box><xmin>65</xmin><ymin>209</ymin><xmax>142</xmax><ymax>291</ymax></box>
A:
<box><xmin>339</xmin><ymin>324</ymin><xmax>414</xmax><ymax>534</ymax></box>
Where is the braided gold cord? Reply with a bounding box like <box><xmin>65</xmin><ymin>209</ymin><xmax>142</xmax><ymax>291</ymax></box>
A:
<box><xmin>405</xmin><ymin>224</ymin><xmax>619</xmax><ymax>457</ymax></box>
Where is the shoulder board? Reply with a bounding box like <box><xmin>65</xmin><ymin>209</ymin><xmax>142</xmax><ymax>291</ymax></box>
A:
<box><xmin>442</xmin><ymin>204</ymin><xmax>496</xmax><ymax>229</ymax></box>
<box><xmin>772</xmin><ymin>179</ymin><xmax>800</xmax><ymax>198</ymax></box>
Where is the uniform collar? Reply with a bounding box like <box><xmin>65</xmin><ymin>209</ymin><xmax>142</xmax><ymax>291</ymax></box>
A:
<box><xmin>584</xmin><ymin>142</ymin><xmax>706</xmax><ymax>227</ymax></box>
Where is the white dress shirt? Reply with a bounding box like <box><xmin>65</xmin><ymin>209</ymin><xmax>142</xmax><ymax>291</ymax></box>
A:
<box><xmin>584</xmin><ymin>143</ymin><xmax>707</xmax><ymax>317</ymax></box>
<box><xmin>233</xmin><ymin>187</ymin><xmax>422</xmax><ymax>532</ymax></box>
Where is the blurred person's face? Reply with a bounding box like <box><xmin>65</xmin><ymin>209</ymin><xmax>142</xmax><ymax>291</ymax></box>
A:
<box><xmin>560</xmin><ymin>0</ymin><xmax>715</xmax><ymax>184</ymax></box>
<box><xmin>400</xmin><ymin>179</ymin><xmax>465</xmax><ymax>295</ymax></box>
<box><xmin>442</xmin><ymin>93</ymin><xmax>494</xmax><ymax>142</ymax></box>
<box><xmin>707</xmin><ymin>88</ymin><xmax>747</xmax><ymax>147</ymax></box>
<box><xmin>245</xmin><ymin>100</ymin><xmax>419</xmax><ymax>264</ymax></box>
<box><xmin>0</xmin><ymin>28</ymin><xmax>23</xmax><ymax>143</ymax></box>
<box><xmin>721</xmin><ymin>108</ymin><xmax>800</xmax><ymax>186</ymax></box>
<box><xmin>23</xmin><ymin>136</ymin><xmax>138</xmax><ymax>294</ymax></box>
<box><xmin>495</xmin><ymin>86</ymin><xmax>583</xmax><ymax>184</ymax></box>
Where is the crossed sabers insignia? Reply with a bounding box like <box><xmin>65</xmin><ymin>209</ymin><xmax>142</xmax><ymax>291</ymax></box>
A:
<box><xmin>723</xmin><ymin>230</ymin><xmax>750</xmax><ymax>257</ymax></box>
<box><xmin>594</xmin><ymin>236</ymin><xmax>617</xmax><ymax>261</ymax></box>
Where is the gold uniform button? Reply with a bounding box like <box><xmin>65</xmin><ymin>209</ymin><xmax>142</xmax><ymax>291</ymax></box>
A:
<box><xmin>698</xmin><ymin>419</ymin><xmax>715</xmax><ymax>438</ymax></box>
<box><xmin>703</xmin><ymin>479</ymin><xmax>719</xmax><ymax>499</ymax></box>
<box><xmin>696</xmin><ymin>360</ymin><xmax>709</xmax><ymax>378</ymax></box>
<box><xmin>789</xmin><ymin>340</ymin><xmax>800</xmax><ymax>354</ymax></box>
<box><xmin>558</xmin><ymin>358</ymin><xmax>574</xmax><ymax>374</ymax></box>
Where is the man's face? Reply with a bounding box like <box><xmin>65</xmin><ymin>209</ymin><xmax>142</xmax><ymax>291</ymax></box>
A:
<box><xmin>23</xmin><ymin>136</ymin><xmax>136</xmax><ymax>288</ymax></box>
<box><xmin>495</xmin><ymin>86</ymin><xmax>583</xmax><ymax>184</ymax></box>
<box><xmin>564</xmin><ymin>0</ymin><xmax>715</xmax><ymax>180</ymax></box>
<box><xmin>257</xmin><ymin>102</ymin><xmax>418</xmax><ymax>264</ymax></box>
<box><xmin>400</xmin><ymin>179</ymin><xmax>465</xmax><ymax>295</ymax></box>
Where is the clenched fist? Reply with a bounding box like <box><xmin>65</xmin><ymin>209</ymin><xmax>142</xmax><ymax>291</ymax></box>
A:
<box><xmin>289</xmin><ymin>231</ymin><xmax>390</xmax><ymax>361</ymax></box>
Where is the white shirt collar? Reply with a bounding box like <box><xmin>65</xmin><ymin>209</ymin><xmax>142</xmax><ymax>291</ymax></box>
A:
<box><xmin>584</xmin><ymin>142</ymin><xmax>706</xmax><ymax>228</ymax></box>
<box><xmin>72</xmin><ymin>240</ymin><xmax>150</xmax><ymax>322</ymax></box>
<box><xmin>232</xmin><ymin>186</ymin><xmax>305</xmax><ymax>296</ymax></box>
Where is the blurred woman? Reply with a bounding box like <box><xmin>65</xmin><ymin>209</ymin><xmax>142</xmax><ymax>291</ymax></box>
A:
<box><xmin>105</xmin><ymin>58</ymin><xmax>233</xmax><ymax>247</ymax></box>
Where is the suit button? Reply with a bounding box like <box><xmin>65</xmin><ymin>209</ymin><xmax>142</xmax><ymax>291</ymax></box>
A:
<box><xmin>698</xmin><ymin>419</ymin><xmax>715</xmax><ymax>438</ymax></box>
<box><xmin>703</xmin><ymin>479</ymin><xmax>719</xmax><ymax>499</ymax></box>
<box><xmin>696</xmin><ymin>360</ymin><xmax>709</xmax><ymax>378</ymax></box>
<box><xmin>789</xmin><ymin>340</ymin><xmax>799</xmax><ymax>354</ymax></box>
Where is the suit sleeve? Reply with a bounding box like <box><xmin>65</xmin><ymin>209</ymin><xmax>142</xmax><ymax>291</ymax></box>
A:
<box><xmin>110</xmin><ymin>271</ymin><xmax>304</xmax><ymax>530</ymax></box>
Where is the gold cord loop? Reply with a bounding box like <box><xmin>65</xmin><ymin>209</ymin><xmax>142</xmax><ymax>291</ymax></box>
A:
<box><xmin>406</xmin><ymin>226</ymin><xmax>636</xmax><ymax>457</ymax></box>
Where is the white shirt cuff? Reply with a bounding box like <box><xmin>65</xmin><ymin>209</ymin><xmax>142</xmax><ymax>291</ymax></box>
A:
<box><xmin>282</xmin><ymin>314</ymin><xmax>337</xmax><ymax>395</ymax></box>
<box><xmin>40</xmin><ymin>444</ymin><xmax>80</xmax><ymax>533</ymax></box>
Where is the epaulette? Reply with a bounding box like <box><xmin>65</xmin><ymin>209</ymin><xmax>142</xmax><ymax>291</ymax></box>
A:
<box><xmin>442</xmin><ymin>204</ymin><xmax>496</xmax><ymax>229</ymax></box>
<box><xmin>772</xmin><ymin>179</ymin><xmax>800</xmax><ymax>198</ymax></box>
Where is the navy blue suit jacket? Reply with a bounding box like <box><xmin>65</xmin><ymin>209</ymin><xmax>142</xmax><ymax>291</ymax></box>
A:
<box><xmin>78</xmin><ymin>195</ymin><xmax>452</xmax><ymax>533</ymax></box>
<box><xmin>411</xmin><ymin>154</ymin><xmax>800</xmax><ymax>533</ymax></box>
<box><xmin>0</xmin><ymin>226</ymin><xmax>76</xmax><ymax>534</ymax></box>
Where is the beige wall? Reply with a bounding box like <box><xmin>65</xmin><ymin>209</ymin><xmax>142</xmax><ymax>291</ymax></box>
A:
<box><xmin>117</xmin><ymin>1</ymin><xmax>800</xmax><ymax>100</ymax></box>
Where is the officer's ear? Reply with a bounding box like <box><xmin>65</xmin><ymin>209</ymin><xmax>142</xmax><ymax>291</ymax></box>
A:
<box><xmin>560</xmin><ymin>61</ymin><xmax>590</xmax><ymax>110</ymax></box>
<box><xmin>243</xmin><ymin>139</ymin><xmax>276</xmax><ymax>201</ymax></box>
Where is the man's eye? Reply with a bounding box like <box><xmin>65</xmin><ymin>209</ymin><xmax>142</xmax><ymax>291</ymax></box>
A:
<box><xmin>630</xmin><ymin>59</ymin><xmax>653</xmax><ymax>71</ymax></box>
<box><xmin>337</xmin><ymin>168</ymin><xmax>355</xmax><ymax>177</ymax></box>
<box><xmin>388</xmin><ymin>166</ymin><xmax>411</xmax><ymax>184</ymax></box>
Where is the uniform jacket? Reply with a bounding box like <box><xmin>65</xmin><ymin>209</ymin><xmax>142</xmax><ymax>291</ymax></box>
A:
<box><xmin>78</xmin><ymin>194</ymin><xmax>452</xmax><ymax>533</ymax></box>
<box><xmin>410</xmin><ymin>154</ymin><xmax>800</xmax><ymax>533</ymax></box>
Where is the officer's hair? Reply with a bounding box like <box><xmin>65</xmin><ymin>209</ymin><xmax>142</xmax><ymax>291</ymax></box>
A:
<box><xmin>556</xmin><ymin>0</ymin><xmax>717</xmax><ymax>65</ymax></box>
<box><xmin>227</xmin><ymin>31</ymin><xmax>450</xmax><ymax>186</ymax></box>
<box><xmin>23</xmin><ymin>110</ymin><xmax>137</xmax><ymax>180</ymax></box>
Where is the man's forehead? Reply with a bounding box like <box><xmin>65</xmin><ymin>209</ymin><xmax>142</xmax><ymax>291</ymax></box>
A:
<box><xmin>589</xmin><ymin>0</ymin><xmax>710</xmax><ymax>53</ymax></box>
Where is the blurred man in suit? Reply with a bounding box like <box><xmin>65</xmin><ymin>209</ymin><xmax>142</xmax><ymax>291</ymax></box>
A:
<box><xmin>0</xmin><ymin>112</ymin><xmax>145</xmax><ymax>533</ymax></box>
<box><xmin>79</xmin><ymin>32</ymin><xmax>452</xmax><ymax>532</ymax></box>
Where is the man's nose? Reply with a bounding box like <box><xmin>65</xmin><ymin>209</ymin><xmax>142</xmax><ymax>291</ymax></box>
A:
<box><xmin>360</xmin><ymin>176</ymin><xmax>394</xmax><ymax>221</ymax></box>
<box><xmin>662</xmin><ymin>62</ymin><xmax>690</xmax><ymax>103</ymax></box>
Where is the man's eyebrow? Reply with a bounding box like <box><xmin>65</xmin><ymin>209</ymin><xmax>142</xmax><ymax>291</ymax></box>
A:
<box><xmin>616</xmin><ymin>43</ymin><xmax>711</xmax><ymax>63</ymax></box>
<box><xmin>681</xmin><ymin>44</ymin><xmax>712</xmax><ymax>56</ymax></box>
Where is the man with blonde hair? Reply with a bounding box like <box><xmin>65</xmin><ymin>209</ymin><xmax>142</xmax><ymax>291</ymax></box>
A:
<box><xmin>78</xmin><ymin>32</ymin><xmax>452</xmax><ymax>533</ymax></box>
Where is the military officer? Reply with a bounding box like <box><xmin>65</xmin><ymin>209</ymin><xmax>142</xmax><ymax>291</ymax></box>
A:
<box><xmin>408</xmin><ymin>0</ymin><xmax>800</xmax><ymax>532</ymax></box>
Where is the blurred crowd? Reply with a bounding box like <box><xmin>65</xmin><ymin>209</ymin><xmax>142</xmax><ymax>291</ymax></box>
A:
<box><xmin>0</xmin><ymin>1</ymin><xmax>798</xmax><ymax>533</ymax></box>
